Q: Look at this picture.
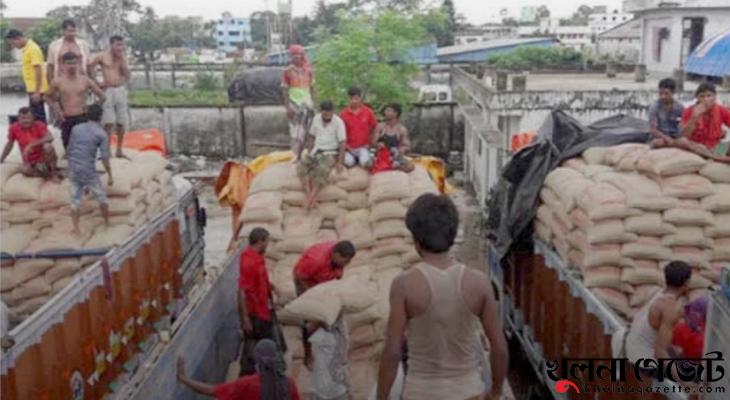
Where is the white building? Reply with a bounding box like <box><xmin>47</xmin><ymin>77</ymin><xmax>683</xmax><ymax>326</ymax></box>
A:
<box><xmin>589</xmin><ymin>11</ymin><xmax>635</xmax><ymax>36</ymax></box>
<box><xmin>455</xmin><ymin>25</ymin><xmax>517</xmax><ymax>45</ymax></box>
<box><xmin>518</xmin><ymin>19</ymin><xmax>593</xmax><ymax>51</ymax></box>
<box><xmin>596</xmin><ymin>18</ymin><xmax>642</xmax><ymax>62</ymax></box>
<box><xmin>635</xmin><ymin>2</ymin><xmax>730</xmax><ymax>74</ymax></box>
<box><xmin>214</xmin><ymin>12</ymin><xmax>252</xmax><ymax>53</ymax></box>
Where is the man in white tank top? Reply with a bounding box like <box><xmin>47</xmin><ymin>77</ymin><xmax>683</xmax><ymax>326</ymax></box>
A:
<box><xmin>625</xmin><ymin>260</ymin><xmax>692</xmax><ymax>364</ymax></box>
<box><xmin>375</xmin><ymin>194</ymin><xmax>509</xmax><ymax>400</ymax></box>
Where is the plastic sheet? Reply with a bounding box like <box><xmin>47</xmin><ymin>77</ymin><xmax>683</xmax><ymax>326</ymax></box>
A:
<box><xmin>227</xmin><ymin>67</ymin><xmax>286</xmax><ymax>105</ymax></box>
<box><xmin>487</xmin><ymin>111</ymin><xmax>650</xmax><ymax>260</ymax></box>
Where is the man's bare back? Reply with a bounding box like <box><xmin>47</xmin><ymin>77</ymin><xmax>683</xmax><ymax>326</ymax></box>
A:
<box><xmin>53</xmin><ymin>75</ymin><xmax>94</xmax><ymax>117</ymax></box>
<box><xmin>96</xmin><ymin>51</ymin><xmax>128</xmax><ymax>87</ymax></box>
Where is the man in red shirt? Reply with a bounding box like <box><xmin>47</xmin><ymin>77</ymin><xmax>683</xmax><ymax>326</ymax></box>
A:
<box><xmin>178</xmin><ymin>339</ymin><xmax>300</xmax><ymax>400</ymax></box>
<box><xmin>680</xmin><ymin>82</ymin><xmax>730</xmax><ymax>157</ymax></box>
<box><xmin>0</xmin><ymin>107</ymin><xmax>59</xmax><ymax>179</ymax></box>
<box><xmin>292</xmin><ymin>240</ymin><xmax>356</xmax><ymax>368</ymax></box>
<box><xmin>239</xmin><ymin>228</ymin><xmax>284</xmax><ymax>375</ymax></box>
<box><xmin>340</xmin><ymin>87</ymin><xmax>377</xmax><ymax>168</ymax></box>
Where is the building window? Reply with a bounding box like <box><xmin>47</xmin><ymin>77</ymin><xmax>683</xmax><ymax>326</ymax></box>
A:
<box><xmin>229</xmin><ymin>31</ymin><xmax>241</xmax><ymax>36</ymax></box>
<box><xmin>219</xmin><ymin>41</ymin><xmax>224</xmax><ymax>46</ymax></box>
<box><xmin>218</xmin><ymin>31</ymin><xmax>224</xmax><ymax>36</ymax></box>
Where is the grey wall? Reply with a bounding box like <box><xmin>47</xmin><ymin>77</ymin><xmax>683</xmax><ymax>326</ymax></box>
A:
<box><xmin>129</xmin><ymin>104</ymin><xmax>462</xmax><ymax>159</ymax></box>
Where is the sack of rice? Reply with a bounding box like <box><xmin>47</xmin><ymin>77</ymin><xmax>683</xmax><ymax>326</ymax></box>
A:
<box><xmin>349</xmin><ymin>250</ymin><xmax>373</xmax><ymax>269</ymax></box>
<box><xmin>0</xmin><ymin>162</ymin><xmax>21</xmax><ymax>187</ymax></box>
<box><xmin>663</xmin><ymin>227</ymin><xmax>713</xmax><ymax>248</ymax></box>
<box><xmin>317</xmin><ymin>185</ymin><xmax>348</xmax><ymax>203</ymax></box>
<box><xmin>625</xmin><ymin>213</ymin><xmax>676</xmax><ymax>236</ymax></box>
<box><xmin>46</xmin><ymin>258</ymin><xmax>82</xmax><ymax>283</ymax></box>
<box><xmin>370</xmin><ymin>201</ymin><xmax>408</xmax><ymax>223</ymax></box>
<box><xmin>369</xmin><ymin>171</ymin><xmax>410</xmax><ymax>204</ymax></box>
<box><xmin>375</xmin><ymin>268</ymin><xmax>401</xmax><ymax>294</ymax></box>
<box><xmin>688</xmin><ymin>274</ymin><xmax>713</xmax><ymax>290</ymax></box>
<box><xmin>337</xmin><ymin>210</ymin><xmax>375</xmax><ymax>249</ymax></box>
<box><xmin>582</xmin><ymin>147</ymin><xmax>608</xmax><ymax>165</ymax></box>
<box><xmin>0</xmin><ymin>258</ymin><xmax>54</xmax><ymax>291</ymax></box>
<box><xmin>327</xmin><ymin>277</ymin><xmax>378</xmax><ymax>313</ymax></box>
<box><xmin>344</xmin><ymin>305</ymin><xmax>382</xmax><ymax>330</ymax></box>
<box><xmin>599</xmin><ymin>173</ymin><xmax>677</xmax><ymax>211</ymax></box>
<box><xmin>283</xmin><ymin>214</ymin><xmax>322</xmax><ymax>237</ymax></box>
<box><xmin>712</xmin><ymin>238</ymin><xmax>730</xmax><ymax>261</ymax></box>
<box><xmin>630</xmin><ymin>285</ymin><xmax>662</xmax><ymax>307</ymax></box>
<box><xmin>273</xmin><ymin>256</ymin><xmax>298</xmax><ymax>305</ymax></box>
<box><xmin>84</xmin><ymin>225</ymin><xmax>135</xmax><ymax>249</ymax></box>
<box><xmin>663</xmin><ymin>207</ymin><xmax>713</xmax><ymax>226</ymax></box>
<box><xmin>318</xmin><ymin>202</ymin><xmax>347</xmax><ymax>220</ymax></box>
<box><xmin>587</xmin><ymin>220</ymin><xmax>637</xmax><ymax>245</ymax></box>
<box><xmin>576</xmin><ymin>182</ymin><xmax>636</xmax><ymax>220</ymax></box>
<box><xmin>241</xmin><ymin>192</ymin><xmax>283</xmax><ymax>223</ymax></box>
<box><xmin>9</xmin><ymin>295</ymin><xmax>48</xmax><ymax>322</ymax></box>
<box><xmin>540</xmin><ymin>187</ymin><xmax>563</xmax><ymax>211</ymax></box>
<box><xmin>374</xmin><ymin>219</ymin><xmax>410</xmax><ymax>240</ymax></box>
<box><xmin>283</xmin><ymin>191</ymin><xmax>307</xmax><ymax>206</ymax></box>
<box><xmin>375</xmin><ymin>255</ymin><xmax>405</xmax><ymax>271</ymax></box>
<box><xmin>350</xmin><ymin>324</ymin><xmax>379</xmax><ymax>349</ymax></box>
<box><xmin>699</xmin><ymin>162</ymin><xmax>730</xmax><ymax>183</ymax></box>
<box><xmin>638</xmin><ymin>148</ymin><xmax>707</xmax><ymax>176</ymax></box>
<box><xmin>283</xmin><ymin>284</ymin><xmax>343</xmax><ymax>326</ymax></box>
<box><xmin>535</xmin><ymin>220</ymin><xmax>552</xmax><ymax>243</ymax></box>
<box><xmin>334</xmin><ymin>167</ymin><xmax>370</xmax><ymax>192</ymax></box>
<box><xmin>339</xmin><ymin>192</ymin><xmax>369</xmax><ymax>210</ymax></box>
<box><xmin>660</xmin><ymin>174</ymin><xmax>715</xmax><ymax>199</ymax></box>
<box><xmin>604</xmin><ymin>144</ymin><xmax>649</xmax><ymax>166</ymax></box>
<box><xmin>591</xmin><ymin>287</ymin><xmax>631</xmax><ymax>316</ymax></box>
<box><xmin>622</xmin><ymin>265</ymin><xmax>664</xmax><ymax>286</ymax></box>
<box><xmin>546</xmin><ymin>171</ymin><xmax>592</xmax><ymax>213</ymax></box>
<box><xmin>9</xmin><ymin>275</ymin><xmax>51</xmax><ymax>305</ymax></box>
<box><xmin>250</xmin><ymin>162</ymin><xmax>299</xmax><ymax>193</ymax></box>
<box><xmin>622</xmin><ymin>236</ymin><xmax>672</xmax><ymax>260</ymax></box>
<box><xmin>50</xmin><ymin>275</ymin><xmax>75</xmax><ymax>296</ymax></box>
<box><xmin>701</xmin><ymin>184</ymin><xmax>730</xmax><ymax>212</ymax></box>
<box><xmin>616</xmin><ymin>145</ymin><xmax>651</xmax><ymax>172</ymax></box>
<box><xmin>583</xmin><ymin>266</ymin><xmax>623</xmax><ymax>290</ymax></box>
<box><xmin>562</xmin><ymin>158</ymin><xmax>587</xmax><ymax>170</ymax></box>
<box><xmin>2</xmin><ymin>205</ymin><xmax>41</xmax><ymax>224</ymax></box>
<box><xmin>1</xmin><ymin>174</ymin><xmax>43</xmax><ymax>201</ymax></box>
<box><xmin>706</xmin><ymin>214</ymin><xmax>730</xmax><ymax>237</ymax></box>
<box><xmin>670</xmin><ymin>246</ymin><xmax>712</xmax><ymax>268</ymax></box>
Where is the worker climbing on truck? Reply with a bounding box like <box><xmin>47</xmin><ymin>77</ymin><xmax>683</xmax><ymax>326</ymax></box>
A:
<box><xmin>377</xmin><ymin>193</ymin><xmax>508</xmax><ymax>400</ymax></box>
<box><xmin>625</xmin><ymin>261</ymin><xmax>692</xmax><ymax>365</ymax></box>
<box><xmin>297</xmin><ymin>100</ymin><xmax>347</xmax><ymax>211</ymax></box>
<box><xmin>282</xmin><ymin>44</ymin><xmax>315</xmax><ymax>160</ymax></box>
<box><xmin>292</xmin><ymin>240</ymin><xmax>356</xmax><ymax>399</ymax></box>
<box><xmin>1</xmin><ymin>107</ymin><xmax>61</xmax><ymax>180</ymax></box>
<box><xmin>66</xmin><ymin>104</ymin><xmax>113</xmax><ymax>235</ymax></box>
<box><xmin>238</xmin><ymin>227</ymin><xmax>287</xmax><ymax>375</ymax></box>
<box><xmin>177</xmin><ymin>339</ymin><xmax>301</xmax><ymax>399</ymax></box>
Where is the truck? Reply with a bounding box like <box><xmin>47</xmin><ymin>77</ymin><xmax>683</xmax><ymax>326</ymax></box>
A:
<box><xmin>485</xmin><ymin>112</ymin><xmax>730</xmax><ymax>400</ymax></box>
<box><xmin>0</xmin><ymin>176</ymin><xmax>207</xmax><ymax>399</ymax></box>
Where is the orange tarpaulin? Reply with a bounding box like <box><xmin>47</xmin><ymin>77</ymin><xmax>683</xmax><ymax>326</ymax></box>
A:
<box><xmin>110</xmin><ymin>129</ymin><xmax>167</xmax><ymax>155</ymax></box>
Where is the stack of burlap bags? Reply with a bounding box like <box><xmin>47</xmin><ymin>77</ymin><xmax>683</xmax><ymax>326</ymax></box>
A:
<box><xmin>0</xmin><ymin>149</ymin><xmax>176</xmax><ymax>324</ymax></box>
<box><xmin>241</xmin><ymin>162</ymin><xmax>440</xmax><ymax>399</ymax></box>
<box><xmin>536</xmin><ymin>144</ymin><xmax>730</xmax><ymax>320</ymax></box>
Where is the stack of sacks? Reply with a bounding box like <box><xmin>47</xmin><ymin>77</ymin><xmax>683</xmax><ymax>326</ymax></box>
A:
<box><xmin>536</xmin><ymin>144</ymin><xmax>729</xmax><ymax>320</ymax></box>
<box><xmin>0</xmin><ymin>150</ymin><xmax>175</xmax><ymax>324</ymax></box>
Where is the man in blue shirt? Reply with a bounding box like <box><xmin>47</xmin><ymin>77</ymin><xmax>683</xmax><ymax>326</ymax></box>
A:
<box><xmin>67</xmin><ymin>104</ymin><xmax>113</xmax><ymax>235</ymax></box>
<box><xmin>648</xmin><ymin>78</ymin><xmax>685</xmax><ymax>141</ymax></box>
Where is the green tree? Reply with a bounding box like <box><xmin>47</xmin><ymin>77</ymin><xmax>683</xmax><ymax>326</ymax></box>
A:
<box><xmin>313</xmin><ymin>10</ymin><xmax>429</xmax><ymax>111</ymax></box>
<box><xmin>0</xmin><ymin>19</ymin><xmax>13</xmax><ymax>62</ymax></box>
<box><xmin>486</xmin><ymin>46</ymin><xmax>583</xmax><ymax>70</ymax></box>
<box><xmin>28</xmin><ymin>20</ymin><xmax>60</xmax><ymax>53</ymax></box>
<box><xmin>418</xmin><ymin>9</ymin><xmax>450</xmax><ymax>47</ymax></box>
<box><xmin>128</xmin><ymin>7</ymin><xmax>163</xmax><ymax>61</ymax></box>
<box><xmin>249</xmin><ymin>10</ymin><xmax>277</xmax><ymax>48</ymax></box>
<box><xmin>47</xmin><ymin>0</ymin><xmax>141</xmax><ymax>48</ymax></box>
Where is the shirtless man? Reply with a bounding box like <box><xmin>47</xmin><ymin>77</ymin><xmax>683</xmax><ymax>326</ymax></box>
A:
<box><xmin>47</xmin><ymin>52</ymin><xmax>105</xmax><ymax>149</ymax></box>
<box><xmin>377</xmin><ymin>194</ymin><xmax>508</xmax><ymax>400</ymax></box>
<box><xmin>88</xmin><ymin>35</ymin><xmax>130</xmax><ymax>158</ymax></box>
<box><xmin>625</xmin><ymin>261</ymin><xmax>692</xmax><ymax>364</ymax></box>
<box><xmin>46</xmin><ymin>19</ymin><xmax>91</xmax><ymax>83</ymax></box>
<box><xmin>373</xmin><ymin>103</ymin><xmax>414</xmax><ymax>172</ymax></box>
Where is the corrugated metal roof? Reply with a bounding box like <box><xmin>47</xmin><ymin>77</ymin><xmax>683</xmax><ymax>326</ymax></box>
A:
<box><xmin>598</xmin><ymin>18</ymin><xmax>642</xmax><ymax>39</ymax></box>
<box><xmin>436</xmin><ymin>37</ymin><xmax>555</xmax><ymax>56</ymax></box>
<box><xmin>685</xmin><ymin>28</ymin><xmax>730</xmax><ymax>78</ymax></box>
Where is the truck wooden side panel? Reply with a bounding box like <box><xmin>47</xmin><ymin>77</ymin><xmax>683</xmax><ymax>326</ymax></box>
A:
<box><xmin>0</xmin><ymin>210</ymin><xmax>187</xmax><ymax>399</ymax></box>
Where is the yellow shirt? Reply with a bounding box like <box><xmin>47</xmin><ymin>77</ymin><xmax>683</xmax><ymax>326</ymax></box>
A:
<box><xmin>21</xmin><ymin>39</ymin><xmax>49</xmax><ymax>94</ymax></box>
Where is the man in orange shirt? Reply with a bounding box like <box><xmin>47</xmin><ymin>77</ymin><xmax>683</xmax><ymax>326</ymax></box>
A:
<box><xmin>680</xmin><ymin>82</ymin><xmax>730</xmax><ymax>157</ymax></box>
<box><xmin>292</xmin><ymin>240</ymin><xmax>356</xmax><ymax>368</ymax></box>
<box><xmin>239</xmin><ymin>228</ymin><xmax>285</xmax><ymax>375</ymax></box>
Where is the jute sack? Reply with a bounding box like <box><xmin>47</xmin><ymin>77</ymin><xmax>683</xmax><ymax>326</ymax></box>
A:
<box><xmin>699</xmin><ymin>162</ymin><xmax>730</xmax><ymax>183</ymax></box>
<box><xmin>374</xmin><ymin>219</ymin><xmax>410</xmax><ymax>240</ymax></box>
<box><xmin>622</xmin><ymin>236</ymin><xmax>672</xmax><ymax>260</ymax></box>
<box><xmin>250</xmin><ymin>162</ymin><xmax>298</xmax><ymax>194</ymax></box>
<box><xmin>583</xmin><ymin>266</ymin><xmax>623</xmax><ymax>290</ymax></box>
<box><xmin>241</xmin><ymin>192</ymin><xmax>283</xmax><ymax>223</ymax></box>
<box><xmin>339</xmin><ymin>192</ymin><xmax>369</xmax><ymax>210</ymax></box>
<box><xmin>334</xmin><ymin>168</ymin><xmax>370</xmax><ymax>192</ymax></box>
<box><xmin>46</xmin><ymin>258</ymin><xmax>82</xmax><ymax>283</ymax></box>
<box><xmin>705</xmin><ymin>214</ymin><xmax>730</xmax><ymax>237</ymax></box>
<box><xmin>369</xmin><ymin>201</ymin><xmax>407</xmax><ymax>223</ymax></box>
<box><xmin>284</xmin><ymin>284</ymin><xmax>343</xmax><ymax>326</ymax></box>
<box><xmin>662</xmin><ymin>227</ymin><xmax>714</xmax><ymax>248</ymax></box>
<box><xmin>625</xmin><ymin>213</ymin><xmax>676</xmax><ymax>236</ymax></box>
<box><xmin>582</xmin><ymin>147</ymin><xmax>608</xmax><ymax>165</ymax></box>
<box><xmin>660</xmin><ymin>174</ymin><xmax>715</xmax><ymax>199</ymax></box>
<box><xmin>630</xmin><ymin>285</ymin><xmax>662</xmax><ymax>307</ymax></box>
<box><xmin>1</xmin><ymin>174</ymin><xmax>43</xmax><ymax>201</ymax></box>
<box><xmin>701</xmin><ymin>184</ymin><xmax>730</xmax><ymax>212</ymax></box>
<box><xmin>591</xmin><ymin>287</ymin><xmax>631</xmax><ymax>317</ymax></box>
<box><xmin>369</xmin><ymin>171</ymin><xmax>410</xmax><ymax>204</ymax></box>
<box><xmin>637</xmin><ymin>148</ymin><xmax>707</xmax><ymax>177</ymax></box>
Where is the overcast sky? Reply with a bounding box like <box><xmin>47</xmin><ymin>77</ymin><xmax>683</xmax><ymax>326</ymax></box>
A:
<box><xmin>4</xmin><ymin>0</ymin><xmax>625</xmax><ymax>25</ymax></box>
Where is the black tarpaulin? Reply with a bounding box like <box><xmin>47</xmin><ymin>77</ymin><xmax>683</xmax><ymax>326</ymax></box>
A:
<box><xmin>486</xmin><ymin>110</ymin><xmax>651</xmax><ymax>261</ymax></box>
<box><xmin>227</xmin><ymin>67</ymin><xmax>285</xmax><ymax>105</ymax></box>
